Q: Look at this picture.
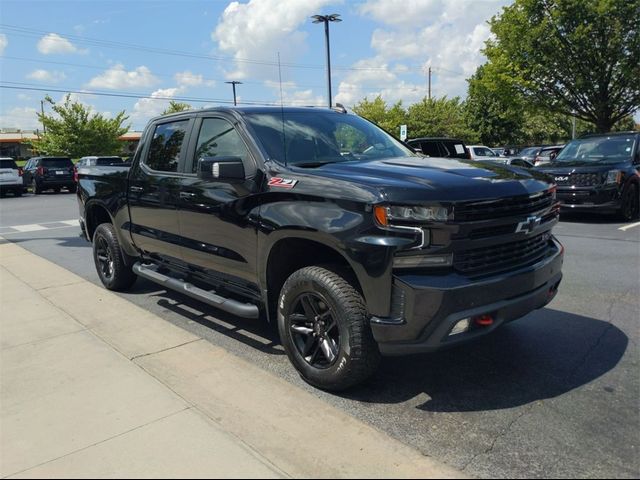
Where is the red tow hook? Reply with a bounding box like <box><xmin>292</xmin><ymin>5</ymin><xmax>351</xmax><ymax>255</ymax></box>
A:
<box><xmin>473</xmin><ymin>314</ymin><xmax>494</xmax><ymax>327</ymax></box>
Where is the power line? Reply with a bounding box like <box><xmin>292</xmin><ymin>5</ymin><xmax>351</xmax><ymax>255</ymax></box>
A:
<box><xmin>0</xmin><ymin>82</ymin><xmax>326</xmax><ymax>106</ymax></box>
<box><xmin>0</xmin><ymin>55</ymin><xmax>424</xmax><ymax>91</ymax></box>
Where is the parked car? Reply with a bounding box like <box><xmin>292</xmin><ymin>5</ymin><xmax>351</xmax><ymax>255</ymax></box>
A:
<box><xmin>533</xmin><ymin>145</ymin><xmax>564</xmax><ymax>167</ymax></box>
<box><xmin>536</xmin><ymin>132</ymin><xmax>639</xmax><ymax>221</ymax></box>
<box><xmin>406</xmin><ymin>137</ymin><xmax>470</xmax><ymax>159</ymax></box>
<box><xmin>467</xmin><ymin>145</ymin><xmax>503</xmax><ymax>162</ymax></box>
<box><xmin>0</xmin><ymin>157</ymin><xmax>24</xmax><ymax>197</ymax></box>
<box><xmin>78</xmin><ymin>106</ymin><xmax>563</xmax><ymax>391</ymax></box>
<box><xmin>23</xmin><ymin>156</ymin><xmax>76</xmax><ymax>194</ymax></box>
<box><xmin>517</xmin><ymin>146</ymin><xmax>549</xmax><ymax>164</ymax></box>
<box><xmin>76</xmin><ymin>156</ymin><xmax>125</xmax><ymax>167</ymax></box>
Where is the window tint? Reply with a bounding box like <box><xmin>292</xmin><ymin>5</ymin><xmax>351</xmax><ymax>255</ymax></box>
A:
<box><xmin>42</xmin><ymin>158</ymin><xmax>73</xmax><ymax>168</ymax></box>
<box><xmin>193</xmin><ymin>118</ymin><xmax>251</xmax><ymax>173</ymax></box>
<box><xmin>0</xmin><ymin>159</ymin><xmax>18</xmax><ymax>169</ymax></box>
<box><xmin>420</xmin><ymin>141</ymin><xmax>441</xmax><ymax>157</ymax></box>
<box><xmin>146</xmin><ymin>120</ymin><xmax>189</xmax><ymax>172</ymax></box>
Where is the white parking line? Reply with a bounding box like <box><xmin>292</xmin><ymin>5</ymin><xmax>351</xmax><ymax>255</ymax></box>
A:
<box><xmin>0</xmin><ymin>219</ymin><xmax>80</xmax><ymax>234</ymax></box>
<box><xmin>619</xmin><ymin>221</ymin><xmax>640</xmax><ymax>231</ymax></box>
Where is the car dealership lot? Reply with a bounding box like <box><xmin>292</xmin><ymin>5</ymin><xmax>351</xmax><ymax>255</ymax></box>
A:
<box><xmin>1</xmin><ymin>193</ymin><xmax>639</xmax><ymax>478</ymax></box>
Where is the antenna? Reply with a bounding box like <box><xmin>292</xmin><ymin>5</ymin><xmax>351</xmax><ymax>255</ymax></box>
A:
<box><xmin>278</xmin><ymin>52</ymin><xmax>287</xmax><ymax>166</ymax></box>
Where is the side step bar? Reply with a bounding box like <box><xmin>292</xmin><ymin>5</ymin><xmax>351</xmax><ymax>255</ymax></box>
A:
<box><xmin>133</xmin><ymin>262</ymin><xmax>260</xmax><ymax>319</ymax></box>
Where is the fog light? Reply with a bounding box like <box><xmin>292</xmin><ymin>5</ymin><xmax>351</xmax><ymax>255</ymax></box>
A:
<box><xmin>449</xmin><ymin>318</ymin><xmax>471</xmax><ymax>336</ymax></box>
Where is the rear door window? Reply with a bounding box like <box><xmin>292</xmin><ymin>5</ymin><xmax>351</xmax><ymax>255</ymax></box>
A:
<box><xmin>145</xmin><ymin>120</ymin><xmax>190</xmax><ymax>173</ymax></box>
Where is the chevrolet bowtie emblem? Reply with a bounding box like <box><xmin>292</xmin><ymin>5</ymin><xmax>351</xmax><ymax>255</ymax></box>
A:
<box><xmin>516</xmin><ymin>216</ymin><xmax>542</xmax><ymax>234</ymax></box>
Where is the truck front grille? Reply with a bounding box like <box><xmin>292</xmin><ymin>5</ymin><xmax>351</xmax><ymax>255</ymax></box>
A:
<box><xmin>454</xmin><ymin>232</ymin><xmax>553</xmax><ymax>277</ymax></box>
<box><xmin>555</xmin><ymin>173</ymin><xmax>604</xmax><ymax>187</ymax></box>
<box><xmin>455</xmin><ymin>191</ymin><xmax>554</xmax><ymax>221</ymax></box>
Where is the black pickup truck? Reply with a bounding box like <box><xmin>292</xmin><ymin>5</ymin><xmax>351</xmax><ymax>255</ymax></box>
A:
<box><xmin>78</xmin><ymin>106</ymin><xmax>564</xmax><ymax>391</ymax></box>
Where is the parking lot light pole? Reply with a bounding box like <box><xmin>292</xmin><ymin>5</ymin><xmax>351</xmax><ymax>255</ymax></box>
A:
<box><xmin>225</xmin><ymin>81</ymin><xmax>242</xmax><ymax>106</ymax></box>
<box><xmin>311</xmin><ymin>13</ymin><xmax>342</xmax><ymax>108</ymax></box>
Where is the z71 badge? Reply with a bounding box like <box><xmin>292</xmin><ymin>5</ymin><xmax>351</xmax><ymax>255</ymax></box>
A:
<box><xmin>268</xmin><ymin>177</ymin><xmax>298</xmax><ymax>189</ymax></box>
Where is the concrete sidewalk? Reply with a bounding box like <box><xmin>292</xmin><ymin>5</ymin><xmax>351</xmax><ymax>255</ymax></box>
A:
<box><xmin>0</xmin><ymin>240</ymin><xmax>464</xmax><ymax>479</ymax></box>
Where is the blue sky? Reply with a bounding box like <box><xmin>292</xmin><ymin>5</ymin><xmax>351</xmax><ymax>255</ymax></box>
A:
<box><xmin>0</xmin><ymin>0</ymin><xmax>536</xmax><ymax>131</ymax></box>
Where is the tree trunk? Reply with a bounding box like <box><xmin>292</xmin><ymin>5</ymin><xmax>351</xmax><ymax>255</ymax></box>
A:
<box><xmin>594</xmin><ymin>115</ymin><xmax>614</xmax><ymax>133</ymax></box>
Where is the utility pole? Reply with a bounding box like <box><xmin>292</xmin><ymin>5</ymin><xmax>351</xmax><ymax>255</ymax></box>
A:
<box><xmin>225</xmin><ymin>81</ymin><xmax>242</xmax><ymax>106</ymax></box>
<box><xmin>40</xmin><ymin>100</ymin><xmax>46</xmax><ymax>134</ymax></box>
<box><xmin>428</xmin><ymin>66</ymin><xmax>432</xmax><ymax>100</ymax></box>
<box><xmin>311</xmin><ymin>14</ymin><xmax>342</xmax><ymax>108</ymax></box>
<box><xmin>572</xmin><ymin>112</ymin><xmax>577</xmax><ymax>139</ymax></box>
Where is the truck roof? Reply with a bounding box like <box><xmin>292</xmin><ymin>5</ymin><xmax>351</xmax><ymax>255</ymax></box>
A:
<box><xmin>152</xmin><ymin>105</ymin><xmax>346</xmax><ymax>123</ymax></box>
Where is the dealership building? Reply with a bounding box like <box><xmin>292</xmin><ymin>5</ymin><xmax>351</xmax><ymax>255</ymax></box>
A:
<box><xmin>0</xmin><ymin>130</ymin><xmax>142</xmax><ymax>159</ymax></box>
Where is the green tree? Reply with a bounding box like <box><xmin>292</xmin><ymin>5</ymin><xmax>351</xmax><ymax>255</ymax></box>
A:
<box><xmin>33</xmin><ymin>95</ymin><xmax>129</xmax><ymax>157</ymax></box>
<box><xmin>352</xmin><ymin>96</ymin><xmax>407</xmax><ymax>136</ymax></box>
<box><xmin>487</xmin><ymin>0</ymin><xmax>640</xmax><ymax>133</ymax></box>
<box><xmin>162</xmin><ymin>101</ymin><xmax>192</xmax><ymax>115</ymax></box>
<box><xmin>406</xmin><ymin>96</ymin><xmax>478</xmax><ymax>142</ymax></box>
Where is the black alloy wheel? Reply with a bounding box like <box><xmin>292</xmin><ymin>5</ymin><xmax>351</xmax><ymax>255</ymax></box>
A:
<box><xmin>95</xmin><ymin>235</ymin><xmax>115</xmax><ymax>282</ymax></box>
<box><xmin>289</xmin><ymin>292</ymin><xmax>341</xmax><ymax>369</ymax></box>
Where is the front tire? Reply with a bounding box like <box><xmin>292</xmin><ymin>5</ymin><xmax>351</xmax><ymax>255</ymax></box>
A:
<box><xmin>92</xmin><ymin>223</ymin><xmax>137</xmax><ymax>291</ymax></box>
<box><xmin>619</xmin><ymin>184</ymin><xmax>639</xmax><ymax>222</ymax></box>
<box><xmin>278</xmin><ymin>266</ymin><xmax>380</xmax><ymax>391</ymax></box>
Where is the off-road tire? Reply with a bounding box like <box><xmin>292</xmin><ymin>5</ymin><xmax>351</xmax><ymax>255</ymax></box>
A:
<box><xmin>92</xmin><ymin>223</ymin><xmax>137</xmax><ymax>291</ymax></box>
<box><xmin>278</xmin><ymin>266</ymin><xmax>380</xmax><ymax>391</ymax></box>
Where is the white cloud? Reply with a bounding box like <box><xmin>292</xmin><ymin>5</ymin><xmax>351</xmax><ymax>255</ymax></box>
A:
<box><xmin>27</xmin><ymin>69</ymin><xmax>67</xmax><ymax>83</ymax></box>
<box><xmin>131</xmin><ymin>87</ymin><xmax>186</xmax><ymax>125</ymax></box>
<box><xmin>37</xmin><ymin>33</ymin><xmax>88</xmax><ymax>55</ymax></box>
<box><xmin>175</xmin><ymin>71</ymin><xmax>214</xmax><ymax>87</ymax></box>
<box><xmin>335</xmin><ymin>56</ymin><xmax>424</xmax><ymax>107</ymax></box>
<box><xmin>264</xmin><ymin>80</ymin><xmax>324</xmax><ymax>106</ymax></box>
<box><xmin>212</xmin><ymin>0</ymin><xmax>335</xmax><ymax>80</ymax></box>
<box><xmin>0</xmin><ymin>34</ymin><xmax>7</xmax><ymax>55</ymax></box>
<box><xmin>18</xmin><ymin>94</ymin><xmax>32</xmax><ymax>101</ymax></box>
<box><xmin>87</xmin><ymin>64</ymin><xmax>159</xmax><ymax>90</ymax></box>
<box><xmin>350</xmin><ymin>0</ymin><xmax>507</xmax><ymax>101</ymax></box>
<box><xmin>0</xmin><ymin>107</ymin><xmax>41</xmax><ymax>130</ymax></box>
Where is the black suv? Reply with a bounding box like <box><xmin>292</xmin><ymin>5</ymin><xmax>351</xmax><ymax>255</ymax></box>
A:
<box><xmin>23</xmin><ymin>157</ymin><xmax>76</xmax><ymax>194</ymax></box>
<box><xmin>536</xmin><ymin>132</ymin><xmax>639</xmax><ymax>221</ymax></box>
<box><xmin>406</xmin><ymin>137</ymin><xmax>470</xmax><ymax>159</ymax></box>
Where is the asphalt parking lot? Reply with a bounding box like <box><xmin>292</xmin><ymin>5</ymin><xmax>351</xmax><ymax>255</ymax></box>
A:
<box><xmin>1</xmin><ymin>192</ymin><xmax>639</xmax><ymax>479</ymax></box>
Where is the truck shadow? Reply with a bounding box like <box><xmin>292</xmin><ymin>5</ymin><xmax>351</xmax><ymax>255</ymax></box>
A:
<box><xmin>149</xmin><ymin>290</ymin><xmax>284</xmax><ymax>356</ymax></box>
<box><xmin>341</xmin><ymin>308</ymin><xmax>628</xmax><ymax>412</ymax></box>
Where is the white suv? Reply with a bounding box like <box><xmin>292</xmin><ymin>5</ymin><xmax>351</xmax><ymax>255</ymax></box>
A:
<box><xmin>0</xmin><ymin>158</ymin><xmax>24</xmax><ymax>197</ymax></box>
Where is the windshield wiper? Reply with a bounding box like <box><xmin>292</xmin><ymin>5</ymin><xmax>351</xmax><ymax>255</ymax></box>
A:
<box><xmin>294</xmin><ymin>160</ymin><xmax>343</xmax><ymax>168</ymax></box>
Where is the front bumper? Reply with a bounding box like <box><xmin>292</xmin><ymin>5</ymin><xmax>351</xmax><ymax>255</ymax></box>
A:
<box><xmin>371</xmin><ymin>237</ymin><xmax>564</xmax><ymax>355</ymax></box>
<box><xmin>557</xmin><ymin>185</ymin><xmax>621</xmax><ymax>213</ymax></box>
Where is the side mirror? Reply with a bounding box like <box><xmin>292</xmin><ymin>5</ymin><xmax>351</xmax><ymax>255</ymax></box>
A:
<box><xmin>550</xmin><ymin>152</ymin><xmax>557</xmax><ymax>160</ymax></box>
<box><xmin>198</xmin><ymin>156</ymin><xmax>245</xmax><ymax>181</ymax></box>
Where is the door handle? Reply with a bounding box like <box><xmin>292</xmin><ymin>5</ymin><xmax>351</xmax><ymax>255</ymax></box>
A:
<box><xmin>130</xmin><ymin>186</ymin><xmax>144</xmax><ymax>193</ymax></box>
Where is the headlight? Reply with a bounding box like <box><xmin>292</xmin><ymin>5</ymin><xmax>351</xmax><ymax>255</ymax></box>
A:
<box><xmin>374</xmin><ymin>205</ymin><xmax>449</xmax><ymax>226</ymax></box>
<box><xmin>605</xmin><ymin>170</ymin><xmax>623</xmax><ymax>185</ymax></box>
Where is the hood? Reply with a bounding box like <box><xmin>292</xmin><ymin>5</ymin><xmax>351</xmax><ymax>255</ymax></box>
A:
<box><xmin>290</xmin><ymin>156</ymin><xmax>553</xmax><ymax>204</ymax></box>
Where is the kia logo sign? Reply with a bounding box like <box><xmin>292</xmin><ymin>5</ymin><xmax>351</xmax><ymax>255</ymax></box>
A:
<box><xmin>555</xmin><ymin>176</ymin><xmax>569</xmax><ymax>182</ymax></box>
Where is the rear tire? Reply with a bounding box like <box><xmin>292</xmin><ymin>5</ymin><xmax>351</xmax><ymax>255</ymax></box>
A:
<box><xmin>277</xmin><ymin>266</ymin><xmax>380</xmax><ymax>391</ymax></box>
<box><xmin>92</xmin><ymin>223</ymin><xmax>137</xmax><ymax>291</ymax></box>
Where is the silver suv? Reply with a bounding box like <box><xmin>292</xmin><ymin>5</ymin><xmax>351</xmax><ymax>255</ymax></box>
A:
<box><xmin>0</xmin><ymin>158</ymin><xmax>24</xmax><ymax>197</ymax></box>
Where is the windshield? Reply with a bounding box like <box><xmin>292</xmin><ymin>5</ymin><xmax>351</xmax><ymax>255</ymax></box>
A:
<box><xmin>520</xmin><ymin>147</ymin><xmax>540</xmax><ymax>156</ymax></box>
<box><xmin>0</xmin><ymin>159</ymin><xmax>18</xmax><ymax>169</ymax></box>
<box><xmin>555</xmin><ymin>135</ymin><xmax>636</xmax><ymax>164</ymax></box>
<box><xmin>42</xmin><ymin>158</ymin><xmax>72</xmax><ymax>168</ymax></box>
<box><xmin>244</xmin><ymin>111</ymin><xmax>415</xmax><ymax>166</ymax></box>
